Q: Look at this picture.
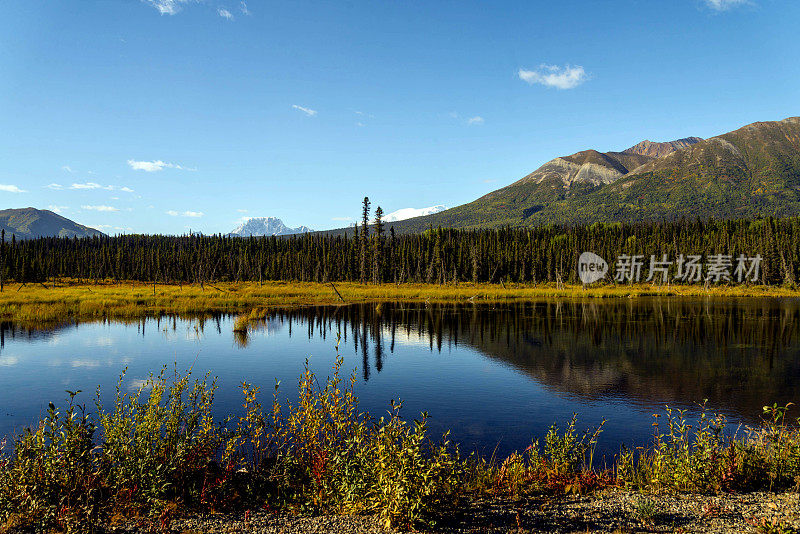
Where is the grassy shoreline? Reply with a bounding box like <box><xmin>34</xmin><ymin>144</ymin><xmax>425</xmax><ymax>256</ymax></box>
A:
<box><xmin>2</xmin><ymin>279</ymin><xmax>800</xmax><ymax>325</ymax></box>
<box><xmin>1</xmin><ymin>352</ymin><xmax>799</xmax><ymax>532</ymax></box>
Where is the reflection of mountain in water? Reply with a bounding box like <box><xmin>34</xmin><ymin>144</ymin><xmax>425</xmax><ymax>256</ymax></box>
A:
<box><xmin>6</xmin><ymin>300</ymin><xmax>800</xmax><ymax>422</ymax></box>
<box><xmin>255</xmin><ymin>300</ymin><xmax>800</xmax><ymax>421</ymax></box>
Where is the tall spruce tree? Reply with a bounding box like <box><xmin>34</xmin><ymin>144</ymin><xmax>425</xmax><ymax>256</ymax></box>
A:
<box><xmin>373</xmin><ymin>206</ymin><xmax>384</xmax><ymax>284</ymax></box>
<box><xmin>360</xmin><ymin>197</ymin><xmax>370</xmax><ymax>284</ymax></box>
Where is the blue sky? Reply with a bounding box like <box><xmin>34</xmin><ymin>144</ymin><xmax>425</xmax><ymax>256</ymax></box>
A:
<box><xmin>1</xmin><ymin>0</ymin><xmax>798</xmax><ymax>234</ymax></box>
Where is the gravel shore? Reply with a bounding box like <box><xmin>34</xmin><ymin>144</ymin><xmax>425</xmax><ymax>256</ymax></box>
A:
<box><xmin>158</xmin><ymin>490</ymin><xmax>799</xmax><ymax>533</ymax></box>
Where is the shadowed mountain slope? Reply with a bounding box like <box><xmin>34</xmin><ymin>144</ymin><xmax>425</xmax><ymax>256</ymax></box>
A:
<box><xmin>0</xmin><ymin>208</ymin><xmax>104</xmax><ymax>239</ymax></box>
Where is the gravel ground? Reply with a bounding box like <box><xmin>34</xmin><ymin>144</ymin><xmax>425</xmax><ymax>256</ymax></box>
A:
<box><xmin>155</xmin><ymin>490</ymin><xmax>799</xmax><ymax>533</ymax></box>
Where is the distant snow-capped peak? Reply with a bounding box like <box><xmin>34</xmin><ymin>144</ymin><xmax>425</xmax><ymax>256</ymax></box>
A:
<box><xmin>229</xmin><ymin>217</ymin><xmax>312</xmax><ymax>237</ymax></box>
<box><xmin>383</xmin><ymin>205</ymin><xmax>446</xmax><ymax>222</ymax></box>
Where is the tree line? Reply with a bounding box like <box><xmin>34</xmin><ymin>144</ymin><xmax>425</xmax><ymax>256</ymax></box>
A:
<box><xmin>1</xmin><ymin>205</ymin><xmax>800</xmax><ymax>287</ymax></box>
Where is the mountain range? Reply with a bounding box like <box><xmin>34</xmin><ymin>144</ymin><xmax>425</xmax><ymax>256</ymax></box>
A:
<box><xmin>4</xmin><ymin>116</ymin><xmax>800</xmax><ymax>239</ymax></box>
<box><xmin>389</xmin><ymin>116</ymin><xmax>800</xmax><ymax>232</ymax></box>
<box><xmin>229</xmin><ymin>217</ymin><xmax>312</xmax><ymax>237</ymax></box>
<box><xmin>0</xmin><ymin>208</ymin><xmax>104</xmax><ymax>239</ymax></box>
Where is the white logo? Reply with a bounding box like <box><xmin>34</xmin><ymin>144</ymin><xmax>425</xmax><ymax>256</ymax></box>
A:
<box><xmin>578</xmin><ymin>252</ymin><xmax>608</xmax><ymax>284</ymax></box>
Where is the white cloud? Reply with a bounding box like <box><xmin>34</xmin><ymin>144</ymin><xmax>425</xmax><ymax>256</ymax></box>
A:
<box><xmin>704</xmin><ymin>0</ymin><xmax>748</xmax><ymax>9</ymax></box>
<box><xmin>518</xmin><ymin>64</ymin><xmax>589</xmax><ymax>90</ymax></box>
<box><xmin>71</xmin><ymin>182</ymin><xmax>109</xmax><ymax>190</ymax></box>
<box><xmin>67</xmin><ymin>182</ymin><xmax>132</xmax><ymax>192</ymax></box>
<box><xmin>127</xmin><ymin>159</ymin><xmax>193</xmax><ymax>172</ymax></box>
<box><xmin>237</xmin><ymin>209</ymin><xmax>249</xmax><ymax>213</ymax></box>
<box><xmin>47</xmin><ymin>205</ymin><xmax>69</xmax><ymax>214</ymax></box>
<box><xmin>467</xmin><ymin>116</ymin><xmax>484</xmax><ymax>125</ymax></box>
<box><xmin>331</xmin><ymin>217</ymin><xmax>353</xmax><ymax>221</ymax></box>
<box><xmin>240</xmin><ymin>1</ymin><xmax>249</xmax><ymax>14</ymax></box>
<box><xmin>218</xmin><ymin>8</ymin><xmax>234</xmax><ymax>19</ymax></box>
<box><xmin>61</xmin><ymin>165</ymin><xmax>75</xmax><ymax>173</ymax></box>
<box><xmin>292</xmin><ymin>105</ymin><xmax>317</xmax><ymax>117</ymax></box>
<box><xmin>82</xmin><ymin>205</ymin><xmax>119</xmax><ymax>212</ymax></box>
<box><xmin>47</xmin><ymin>183</ymin><xmax>64</xmax><ymax>190</ymax></box>
<box><xmin>383</xmin><ymin>205</ymin><xmax>447</xmax><ymax>222</ymax></box>
<box><xmin>167</xmin><ymin>210</ymin><xmax>204</xmax><ymax>218</ymax></box>
<box><xmin>142</xmin><ymin>0</ymin><xmax>196</xmax><ymax>15</ymax></box>
<box><xmin>0</xmin><ymin>184</ymin><xmax>26</xmax><ymax>193</ymax></box>
<box><xmin>356</xmin><ymin>122</ymin><xmax>366</xmax><ymax>127</ymax></box>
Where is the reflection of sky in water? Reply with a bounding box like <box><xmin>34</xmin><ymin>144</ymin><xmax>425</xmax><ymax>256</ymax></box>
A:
<box><xmin>1</xmin><ymin>300</ymin><xmax>798</xmax><ymax>459</ymax></box>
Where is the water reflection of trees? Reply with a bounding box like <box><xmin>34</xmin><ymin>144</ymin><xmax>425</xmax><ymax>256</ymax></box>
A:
<box><xmin>257</xmin><ymin>299</ymin><xmax>800</xmax><ymax>420</ymax></box>
<box><xmin>5</xmin><ymin>300</ymin><xmax>800</xmax><ymax>421</ymax></box>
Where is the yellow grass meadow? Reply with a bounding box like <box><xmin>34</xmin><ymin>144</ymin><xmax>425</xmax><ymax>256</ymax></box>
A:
<box><xmin>1</xmin><ymin>279</ymin><xmax>798</xmax><ymax>325</ymax></box>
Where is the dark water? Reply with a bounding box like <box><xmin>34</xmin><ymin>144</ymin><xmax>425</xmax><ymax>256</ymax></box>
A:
<box><xmin>2</xmin><ymin>298</ymin><xmax>800</xmax><ymax>459</ymax></box>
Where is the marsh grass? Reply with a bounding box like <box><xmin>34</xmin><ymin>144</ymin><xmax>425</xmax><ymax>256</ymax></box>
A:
<box><xmin>617</xmin><ymin>401</ymin><xmax>800</xmax><ymax>493</ymax></box>
<box><xmin>1</xmin><ymin>344</ymin><xmax>799</xmax><ymax>533</ymax></box>
<box><xmin>0</xmin><ymin>340</ymin><xmax>462</xmax><ymax>532</ymax></box>
<box><xmin>1</xmin><ymin>279</ymin><xmax>798</xmax><ymax>326</ymax></box>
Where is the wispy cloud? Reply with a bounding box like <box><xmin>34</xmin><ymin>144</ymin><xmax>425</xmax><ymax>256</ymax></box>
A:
<box><xmin>292</xmin><ymin>105</ymin><xmax>317</xmax><ymax>117</ymax></box>
<box><xmin>704</xmin><ymin>0</ymin><xmax>748</xmax><ymax>10</ymax></box>
<box><xmin>518</xmin><ymin>64</ymin><xmax>588</xmax><ymax>90</ymax></box>
<box><xmin>47</xmin><ymin>205</ymin><xmax>69</xmax><ymax>214</ymax></box>
<box><xmin>71</xmin><ymin>182</ymin><xmax>109</xmax><ymax>190</ymax></box>
<box><xmin>0</xmin><ymin>184</ymin><xmax>26</xmax><ymax>193</ymax></box>
<box><xmin>47</xmin><ymin>183</ymin><xmax>64</xmax><ymax>190</ymax></box>
<box><xmin>82</xmin><ymin>205</ymin><xmax>120</xmax><ymax>212</ymax></box>
<box><xmin>237</xmin><ymin>209</ymin><xmax>249</xmax><ymax>213</ymax></box>
<box><xmin>127</xmin><ymin>159</ymin><xmax>193</xmax><ymax>172</ymax></box>
<box><xmin>449</xmin><ymin>112</ymin><xmax>484</xmax><ymax>126</ymax></box>
<box><xmin>142</xmin><ymin>0</ymin><xmax>197</xmax><ymax>15</ymax></box>
<box><xmin>240</xmin><ymin>1</ymin><xmax>250</xmax><ymax>14</ymax></box>
<box><xmin>218</xmin><ymin>8</ymin><xmax>234</xmax><ymax>20</ymax></box>
<box><xmin>67</xmin><ymin>182</ymin><xmax>134</xmax><ymax>192</ymax></box>
<box><xmin>167</xmin><ymin>210</ymin><xmax>204</xmax><ymax>218</ymax></box>
<box><xmin>331</xmin><ymin>217</ymin><xmax>353</xmax><ymax>222</ymax></box>
<box><xmin>61</xmin><ymin>165</ymin><xmax>75</xmax><ymax>174</ymax></box>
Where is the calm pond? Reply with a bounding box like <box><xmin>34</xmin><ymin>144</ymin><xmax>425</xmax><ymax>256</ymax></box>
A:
<box><xmin>2</xmin><ymin>298</ymin><xmax>799</xmax><ymax>459</ymax></box>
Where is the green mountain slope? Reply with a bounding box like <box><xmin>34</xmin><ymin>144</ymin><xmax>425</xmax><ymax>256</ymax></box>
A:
<box><xmin>0</xmin><ymin>208</ymin><xmax>105</xmax><ymax>239</ymax></box>
<box><xmin>538</xmin><ymin>116</ymin><xmax>800</xmax><ymax>224</ymax></box>
<box><xmin>391</xmin><ymin>117</ymin><xmax>799</xmax><ymax>232</ymax></box>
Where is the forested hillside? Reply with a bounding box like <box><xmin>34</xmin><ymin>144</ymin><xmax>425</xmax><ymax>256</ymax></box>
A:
<box><xmin>390</xmin><ymin>117</ymin><xmax>800</xmax><ymax>232</ymax></box>
<box><xmin>2</xmin><ymin>217</ymin><xmax>799</xmax><ymax>286</ymax></box>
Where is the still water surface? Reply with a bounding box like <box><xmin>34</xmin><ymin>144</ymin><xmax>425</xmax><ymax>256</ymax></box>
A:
<box><xmin>2</xmin><ymin>298</ymin><xmax>799</xmax><ymax>458</ymax></box>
